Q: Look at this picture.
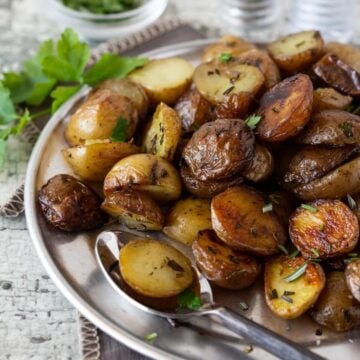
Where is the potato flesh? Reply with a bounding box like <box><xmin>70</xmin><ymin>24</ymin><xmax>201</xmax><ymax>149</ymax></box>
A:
<box><xmin>265</xmin><ymin>256</ymin><xmax>325</xmax><ymax>319</ymax></box>
<box><xmin>345</xmin><ymin>259</ymin><xmax>360</xmax><ymax>302</ymax></box>
<box><xmin>163</xmin><ymin>197</ymin><xmax>212</xmax><ymax>246</ymax></box>
<box><xmin>325</xmin><ymin>42</ymin><xmax>360</xmax><ymax>73</ymax></box>
<box><xmin>120</xmin><ymin>239</ymin><xmax>194</xmax><ymax>298</ymax></box>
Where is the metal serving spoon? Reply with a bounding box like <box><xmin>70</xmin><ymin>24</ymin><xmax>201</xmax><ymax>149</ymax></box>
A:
<box><xmin>95</xmin><ymin>230</ymin><xmax>324</xmax><ymax>360</ymax></box>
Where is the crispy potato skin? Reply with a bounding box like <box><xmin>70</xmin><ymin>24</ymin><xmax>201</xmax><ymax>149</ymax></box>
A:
<box><xmin>101</xmin><ymin>190</ymin><xmax>164</xmax><ymax>231</ymax></box>
<box><xmin>211</xmin><ymin>186</ymin><xmax>287</xmax><ymax>256</ymax></box>
<box><xmin>294</xmin><ymin>156</ymin><xmax>360</xmax><ymax>200</ymax></box>
<box><xmin>313</xmin><ymin>54</ymin><xmax>360</xmax><ymax>96</ymax></box>
<box><xmin>313</xmin><ymin>87</ymin><xmax>352</xmax><ymax>112</ymax></box>
<box><xmin>296</xmin><ymin>110</ymin><xmax>360</xmax><ymax>146</ymax></box>
<box><xmin>325</xmin><ymin>42</ymin><xmax>360</xmax><ymax>73</ymax></box>
<box><xmin>182</xmin><ymin>119</ymin><xmax>255</xmax><ymax>181</ymax></box>
<box><xmin>267</xmin><ymin>30</ymin><xmax>324</xmax><ymax>73</ymax></box>
<box><xmin>193</xmin><ymin>230</ymin><xmax>261</xmax><ymax>289</ymax></box>
<box><xmin>265</xmin><ymin>256</ymin><xmax>325</xmax><ymax>319</ymax></box>
<box><xmin>213</xmin><ymin>92</ymin><xmax>253</xmax><ymax>120</ymax></box>
<box><xmin>345</xmin><ymin>259</ymin><xmax>360</xmax><ymax>302</ymax></box>
<box><xmin>38</xmin><ymin>174</ymin><xmax>107</xmax><ymax>232</ymax></box>
<box><xmin>163</xmin><ymin>197</ymin><xmax>212</xmax><ymax>246</ymax></box>
<box><xmin>257</xmin><ymin>74</ymin><xmax>313</xmax><ymax>142</ymax></box>
<box><xmin>310</xmin><ymin>271</ymin><xmax>360</xmax><ymax>332</ymax></box>
<box><xmin>120</xmin><ymin>239</ymin><xmax>194</xmax><ymax>298</ymax></box>
<box><xmin>284</xmin><ymin>145</ymin><xmax>356</xmax><ymax>186</ymax></box>
<box><xmin>65</xmin><ymin>89</ymin><xmax>139</xmax><ymax>146</ymax></box>
<box><xmin>289</xmin><ymin>199</ymin><xmax>359</xmax><ymax>258</ymax></box>
<box><xmin>63</xmin><ymin>140</ymin><xmax>139</xmax><ymax>182</ymax></box>
<box><xmin>180</xmin><ymin>163</ymin><xmax>244</xmax><ymax>198</ymax></box>
<box><xmin>242</xmin><ymin>143</ymin><xmax>274</xmax><ymax>182</ymax></box>
<box><xmin>174</xmin><ymin>88</ymin><xmax>213</xmax><ymax>132</ymax></box>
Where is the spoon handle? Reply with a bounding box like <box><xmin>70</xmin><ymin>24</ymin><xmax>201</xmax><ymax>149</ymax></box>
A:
<box><xmin>207</xmin><ymin>306</ymin><xmax>324</xmax><ymax>360</ymax></box>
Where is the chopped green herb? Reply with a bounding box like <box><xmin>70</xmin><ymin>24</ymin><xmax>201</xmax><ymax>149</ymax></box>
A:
<box><xmin>270</xmin><ymin>289</ymin><xmax>278</xmax><ymax>299</ymax></box>
<box><xmin>283</xmin><ymin>290</ymin><xmax>295</xmax><ymax>296</ymax></box>
<box><xmin>219</xmin><ymin>52</ymin><xmax>233</xmax><ymax>63</ymax></box>
<box><xmin>289</xmin><ymin>250</ymin><xmax>300</xmax><ymax>258</ymax></box>
<box><xmin>245</xmin><ymin>115</ymin><xmax>262</xmax><ymax>130</ymax></box>
<box><xmin>178</xmin><ymin>289</ymin><xmax>202</xmax><ymax>310</ymax></box>
<box><xmin>277</xmin><ymin>244</ymin><xmax>289</xmax><ymax>255</ymax></box>
<box><xmin>347</xmin><ymin>194</ymin><xmax>357</xmax><ymax>210</ymax></box>
<box><xmin>223</xmin><ymin>85</ymin><xmax>235</xmax><ymax>95</ymax></box>
<box><xmin>268</xmin><ymin>194</ymin><xmax>281</xmax><ymax>205</ymax></box>
<box><xmin>338</xmin><ymin>122</ymin><xmax>353</xmax><ymax>138</ymax></box>
<box><xmin>244</xmin><ymin>345</ymin><xmax>253</xmax><ymax>353</ymax></box>
<box><xmin>110</xmin><ymin>117</ymin><xmax>129</xmax><ymax>142</ymax></box>
<box><xmin>145</xmin><ymin>332</ymin><xmax>158</xmax><ymax>343</ymax></box>
<box><xmin>301</xmin><ymin>204</ymin><xmax>317</xmax><ymax>213</ymax></box>
<box><xmin>239</xmin><ymin>301</ymin><xmax>249</xmax><ymax>311</ymax></box>
<box><xmin>262</xmin><ymin>203</ymin><xmax>273</xmax><ymax>213</ymax></box>
<box><xmin>311</xmin><ymin>248</ymin><xmax>320</xmax><ymax>258</ymax></box>
<box><xmin>62</xmin><ymin>0</ymin><xmax>140</xmax><ymax>14</ymax></box>
<box><xmin>344</xmin><ymin>257</ymin><xmax>360</xmax><ymax>264</ymax></box>
<box><xmin>348</xmin><ymin>253</ymin><xmax>358</xmax><ymax>257</ymax></box>
<box><xmin>281</xmin><ymin>294</ymin><xmax>293</xmax><ymax>303</ymax></box>
<box><xmin>283</xmin><ymin>262</ymin><xmax>308</xmax><ymax>282</ymax></box>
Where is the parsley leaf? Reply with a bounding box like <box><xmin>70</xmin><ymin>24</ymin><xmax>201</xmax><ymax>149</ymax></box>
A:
<box><xmin>245</xmin><ymin>115</ymin><xmax>262</xmax><ymax>130</ymax></box>
<box><xmin>0</xmin><ymin>83</ymin><xmax>17</xmax><ymax>124</ymax></box>
<box><xmin>50</xmin><ymin>85</ymin><xmax>82</xmax><ymax>113</ymax></box>
<box><xmin>178</xmin><ymin>289</ymin><xmax>202</xmax><ymax>310</ymax></box>
<box><xmin>111</xmin><ymin>118</ymin><xmax>129</xmax><ymax>142</ymax></box>
<box><xmin>2</xmin><ymin>72</ymin><xmax>33</xmax><ymax>104</ymax></box>
<box><xmin>0</xmin><ymin>139</ymin><xmax>6</xmax><ymax>167</ymax></box>
<box><xmin>219</xmin><ymin>53</ymin><xmax>232</xmax><ymax>63</ymax></box>
<box><xmin>301</xmin><ymin>204</ymin><xmax>317</xmax><ymax>212</ymax></box>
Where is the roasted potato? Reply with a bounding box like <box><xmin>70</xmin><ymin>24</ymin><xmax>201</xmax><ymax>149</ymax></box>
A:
<box><xmin>101</xmin><ymin>190</ymin><xmax>164</xmax><ymax>231</ymax></box>
<box><xmin>284</xmin><ymin>145</ymin><xmax>356</xmax><ymax>186</ymax></box>
<box><xmin>294</xmin><ymin>156</ymin><xmax>360</xmax><ymax>200</ymax></box>
<box><xmin>65</xmin><ymin>89</ymin><xmax>139</xmax><ymax>146</ymax></box>
<box><xmin>289</xmin><ymin>199</ymin><xmax>359</xmax><ymax>258</ymax></box>
<box><xmin>267</xmin><ymin>30</ymin><xmax>324</xmax><ymax>73</ymax></box>
<box><xmin>313</xmin><ymin>54</ymin><xmax>360</xmax><ymax>96</ymax></box>
<box><xmin>325</xmin><ymin>42</ymin><xmax>360</xmax><ymax>74</ymax></box>
<box><xmin>310</xmin><ymin>271</ymin><xmax>360</xmax><ymax>332</ymax></box>
<box><xmin>103</xmin><ymin>154</ymin><xmax>182</xmax><ymax>203</ymax></box>
<box><xmin>345</xmin><ymin>259</ymin><xmax>360</xmax><ymax>302</ymax></box>
<box><xmin>201</xmin><ymin>35</ymin><xmax>256</xmax><ymax>63</ymax></box>
<box><xmin>163</xmin><ymin>197</ymin><xmax>212</xmax><ymax>246</ymax></box>
<box><xmin>213</xmin><ymin>92</ymin><xmax>253</xmax><ymax>119</ymax></box>
<box><xmin>38</xmin><ymin>174</ymin><xmax>107</xmax><ymax>232</ymax></box>
<box><xmin>142</xmin><ymin>102</ymin><xmax>182</xmax><ymax>161</ymax></box>
<box><xmin>296</xmin><ymin>109</ymin><xmax>360</xmax><ymax>146</ymax></box>
<box><xmin>119</xmin><ymin>239</ymin><xmax>193</xmax><ymax>298</ymax></box>
<box><xmin>129</xmin><ymin>57</ymin><xmax>194</xmax><ymax>105</ymax></box>
<box><xmin>313</xmin><ymin>87</ymin><xmax>352</xmax><ymax>112</ymax></box>
<box><xmin>193</xmin><ymin>230</ymin><xmax>261</xmax><ymax>289</ymax></box>
<box><xmin>264</xmin><ymin>256</ymin><xmax>325</xmax><ymax>319</ymax></box>
<box><xmin>242</xmin><ymin>143</ymin><xmax>274</xmax><ymax>182</ymax></box>
<box><xmin>256</xmin><ymin>74</ymin><xmax>313</xmax><ymax>142</ymax></box>
<box><xmin>63</xmin><ymin>140</ymin><xmax>139</xmax><ymax>182</ymax></box>
<box><xmin>182</xmin><ymin>119</ymin><xmax>255</xmax><ymax>181</ymax></box>
<box><xmin>174</xmin><ymin>88</ymin><xmax>213</xmax><ymax>132</ymax></box>
<box><xmin>267</xmin><ymin>190</ymin><xmax>297</xmax><ymax>228</ymax></box>
<box><xmin>180</xmin><ymin>162</ymin><xmax>244</xmax><ymax>198</ymax></box>
<box><xmin>95</xmin><ymin>78</ymin><xmax>149</xmax><ymax>119</ymax></box>
<box><xmin>211</xmin><ymin>186</ymin><xmax>286</xmax><ymax>256</ymax></box>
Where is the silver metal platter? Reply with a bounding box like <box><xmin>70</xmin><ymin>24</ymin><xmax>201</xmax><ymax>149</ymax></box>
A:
<box><xmin>25</xmin><ymin>39</ymin><xmax>360</xmax><ymax>360</ymax></box>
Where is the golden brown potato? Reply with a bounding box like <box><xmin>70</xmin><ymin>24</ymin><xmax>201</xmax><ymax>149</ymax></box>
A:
<box><xmin>211</xmin><ymin>186</ymin><xmax>286</xmax><ymax>256</ymax></box>
<box><xmin>310</xmin><ymin>271</ymin><xmax>360</xmax><ymax>332</ymax></box>
<box><xmin>120</xmin><ymin>239</ymin><xmax>194</xmax><ymax>298</ymax></box>
<box><xmin>103</xmin><ymin>154</ymin><xmax>182</xmax><ymax>203</ymax></box>
<box><xmin>201</xmin><ymin>35</ymin><xmax>256</xmax><ymax>63</ymax></box>
<box><xmin>95</xmin><ymin>78</ymin><xmax>149</xmax><ymax>119</ymax></box>
<box><xmin>163</xmin><ymin>197</ymin><xmax>212</xmax><ymax>246</ymax></box>
<box><xmin>142</xmin><ymin>102</ymin><xmax>182</xmax><ymax>161</ymax></box>
<box><xmin>289</xmin><ymin>199</ymin><xmax>359</xmax><ymax>258</ymax></box>
<box><xmin>65</xmin><ymin>89</ymin><xmax>139</xmax><ymax>146</ymax></box>
<box><xmin>213</xmin><ymin>92</ymin><xmax>253</xmax><ymax>119</ymax></box>
<box><xmin>180</xmin><ymin>162</ymin><xmax>244</xmax><ymax>198</ymax></box>
<box><xmin>267</xmin><ymin>30</ymin><xmax>324</xmax><ymax>73</ymax></box>
<box><xmin>182</xmin><ymin>119</ymin><xmax>255</xmax><ymax>181</ymax></box>
<box><xmin>294</xmin><ymin>156</ymin><xmax>360</xmax><ymax>200</ymax></box>
<box><xmin>38</xmin><ymin>174</ymin><xmax>107</xmax><ymax>232</ymax></box>
<box><xmin>284</xmin><ymin>145</ymin><xmax>356</xmax><ymax>186</ymax></box>
<box><xmin>256</xmin><ymin>74</ymin><xmax>313</xmax><ymax>142</ymax></box>
<box><xmin>242</xmin><ymin>143</ymin><xmax>274</xmax><ymax>182</ymax></box>
<box><xmin>345</xmin><ymin>259</ymin><xmax>360</xmax><ymax>303</ymax></box>
<box><xmin>296</xmin><ymin>110</ymin><xmax>360</xmax><ymax>146</ymax></box>
<box><xmin>101</xmin><ymin>190</ymin><xmax>164</xmax><ymax>231</ymax></box>
<box><xmin>174</xmin><ymin>88</ymin><xmax>213</xmax><ymax>132</ymax></box>
<box><xmin>313</xmin><ymin>54</ymin><xmax>360</xmax><ymax>96</ymax></box>
<box><xmin>264</xmin><ymin>256</ymin><xmax>325</xmax><ymax>319</ymax></box>
<box><xmin>325</xmin><ymin>42</ymin><xmax>360</xmax><ymax>74</ymax></box>
<box><xmin>128</xmin><ymin>57</ymin><xmax>194</xmax><ymax>105</ymax></box>
<box><xmin>63</xmin><ymin>140</ymin><xmax>139</xmax><ymax>182</ymax></box>
<box><xmin>193</xmin><ymin>230</ymin><xmax>261</xmax><ymax>289</ymax></box>
<box><xmin>313</xmin><ymin>87</ymin><xmax>352</xmax><ymax>112</ymax></box>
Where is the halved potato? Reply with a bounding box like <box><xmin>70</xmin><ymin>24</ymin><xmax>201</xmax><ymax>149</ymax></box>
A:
<box><xmin>65</xmin><ymin>89</ymin><xmax>139</xmax><ymax>146</ymax></box>
<box><xmin>63</xmin><ymin>140</ymin><xmax>139</xmax><ymax>182</ymax></box>
<box><xmin>325</xmin><ymin>42</ymin><xmax>360</xmax><ymax>74</ymax></box>
<box><xmin>142</xmin><ymin>102</ymin><xmax>182</xmax><ymax>161</ymax></box>
<box><xmin>256</xmin><ymin>74</ymin><xmax>313</xmax><ymax>142</ymax></box>
<box><xmin>313</xmin><ymin>87</ymin><xmax>352</xmax><ymax>112</ymax></box>
<box><xmin>267</xmin><ymin>30</ymin><xmax>324</xmax><ymax>73</ymax></box>
<box><xmin>101</xmin><ymin>190</ymin><xmax>164</xmax><ymax>231</ymax></box>
<box><xmin>289</xmin><ymin>199</ymin><xmax>359</xmax><ymax>258</ymax></box>
<box><xmin>119</xmin><ymin>239</ymin><xmax>193</xmax><ymax>298</ymax></box>
<box><xmin>129</xmin><ymin>57</ymin><xmax>194</xmax><ymax>105</ymax></box>
<box><xmin>193</xmin><ymin>230</ymin><xmax>261</xmax><ymax>289</ymax></box>
<box><xmin>211</xmin><ymin>186</ymin><xmax>286</xmax><ymax>256</ymax></box>
<box><xmin>163</xmin><ymin>197</ymin><xmax>212</xmax><ymax>246</ymax></box>
<box><xmin>345</xmin><ymin>259</ymin><xmax>360</xmax><ymax>302</ymax></box>
<box><xmin>103</xmin><ymin>154</ymin><xmax>182</xmax><ymax>203</ymax></box>
<box><xmin>265</xmin><ymin>256</ymin><xmax>325</xmax><ymax>319</ymax></box>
